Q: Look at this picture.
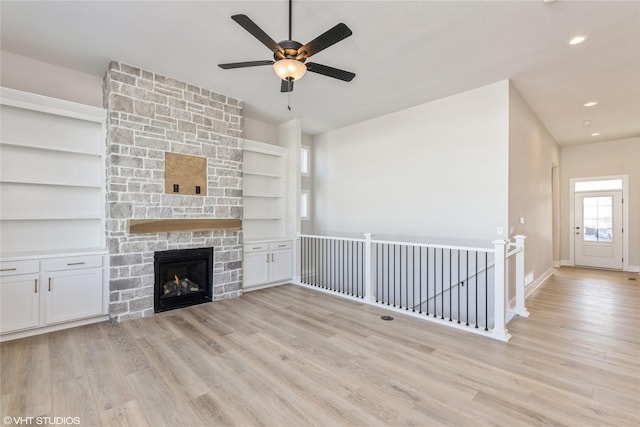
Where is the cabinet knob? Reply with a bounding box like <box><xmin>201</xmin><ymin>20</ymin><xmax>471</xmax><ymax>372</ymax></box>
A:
<box><xmin>34</xmin><ymin>279</ymin><xmax>38</xmax><ymax>294</ymax></box>
<box><xmin>48</xmin><ymin>278</ymin><xmax>52</xmax><ymax>292</ymax></box>
<box><xmin>0</xmin><ymin>268</ymin><xmax>17</xmax><ymax>272</ymax></box>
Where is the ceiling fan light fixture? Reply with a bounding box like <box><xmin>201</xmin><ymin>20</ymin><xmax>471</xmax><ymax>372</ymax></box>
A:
<box><xmin>273</xmin><ymin>59</ymin><xmax>307</xmax><ymax>81</ymax></box>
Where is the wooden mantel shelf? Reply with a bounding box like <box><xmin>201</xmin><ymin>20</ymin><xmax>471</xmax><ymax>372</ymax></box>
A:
<box><xmin>129</xmin><ymin>219</ymin><xmax>242</xmax><ymax>234</ymax></box>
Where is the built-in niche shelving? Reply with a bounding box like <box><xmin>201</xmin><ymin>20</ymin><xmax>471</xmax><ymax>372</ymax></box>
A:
<box><xmin>242</xmin><ymin>139</ymin><xmax>288</xmax><ymax>241</ymax></box>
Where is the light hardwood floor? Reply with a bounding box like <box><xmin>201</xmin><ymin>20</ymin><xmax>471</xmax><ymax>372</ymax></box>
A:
<box><xmin>1</xmin><ymin>267</ymin><xmax>639</xmax><ymax>426</ymax></box>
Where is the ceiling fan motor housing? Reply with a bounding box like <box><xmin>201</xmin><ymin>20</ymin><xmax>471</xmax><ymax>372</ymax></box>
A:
<box><xmin>275</xmin><ymin>40</ymin><xmax>305</xmax><ymax>62</ymax></box>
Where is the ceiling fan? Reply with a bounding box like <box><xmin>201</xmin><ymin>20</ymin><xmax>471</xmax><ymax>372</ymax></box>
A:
<box><xmin>218</xmin><ymin>0</ymin><xmax>355</xmax><ymax>93</ymax></box>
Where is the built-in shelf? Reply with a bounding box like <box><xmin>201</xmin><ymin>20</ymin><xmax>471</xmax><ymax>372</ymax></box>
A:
<box><xmin>243</xmin><ymin>216</ymin><xmax>283</xmax><ymax>221</ymax></box>
<box><xmin>1</xmin><ymin>216</ymin><xmax>102</xmax><ymax>221</ymax></box>
<box><xmin>243</xmin><ymin>139</ymin><xmax>288</xmax><ymax>242</ymax></box>
<box><xmin>244</xmin><ymin>172</ymin><xmax>284</xmax><ymax>179</ymax></box>
<box><xmin>244</xmin><ymin>194</ymin><xmax>283</xmax><ymax>198</ymax></box>
<box><xmin>0</xmin><ymin>88</ymin><xmax>109</xmax><ymax>342</ymax></box>
<box><xmin>0</xmin><ymin>180</ymin><xmax>102</xmax><ymax>189</ymax></box>
<box><xmin>0</xmin><ymin>87</ymin><xmax>107</xmax><ymax>256</ymax></box>
<box><xmin>1</xmin><ymin>248</ymin><xmax>108</xmax><ymax>261</ymax></box>
<box><xmin>0</xmin><ymin>140</ymin><xmax>101</xmax><ymax>157</ymax></box>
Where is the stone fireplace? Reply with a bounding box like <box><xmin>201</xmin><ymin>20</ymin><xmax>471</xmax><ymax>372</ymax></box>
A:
<box><xmin>104</xmin><ymin>61</ymin><xmax>243</xmax><ymax>322</ymax></box>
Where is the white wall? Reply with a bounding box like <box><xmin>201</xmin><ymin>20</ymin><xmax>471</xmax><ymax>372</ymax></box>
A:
<box><xmin>508</xmin><ymin>83</ymin><xmax>560</xmax><ymax>292</ymax></box>
<box><xmin>242</xmin><ymin>116</ymin><xmax>278</xmax><ymax>145</ymax></box>
<box><xmin>276</xmin><ymin>119</ymin><xmax>302</xmax><ymax>238</ymax></box>
<box><xmin>1</xmin><ymin>51</ymin><xmax>103</xmax><ymax>107</ymax></box>
<box><xmin>312</xmin><ymin>80</ymin><xmax>510</xmax><ymax>244</ymax></box>
<box><xmin>560</xmin><ymin>137</ymin><xmax>640</xmax><ymax>270</ymax></box>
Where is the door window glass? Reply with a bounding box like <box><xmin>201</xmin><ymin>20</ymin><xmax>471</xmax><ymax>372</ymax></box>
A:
<box><xmin>583</xmin><ymin>196</ymin><xmax>613</xmax><ymax>242</ymax></box>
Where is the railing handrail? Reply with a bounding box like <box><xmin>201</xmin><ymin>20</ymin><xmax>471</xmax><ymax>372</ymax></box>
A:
<box><xmin>370</xmin><ymin>238</ymin><xmax>494</xmax><ymax>253</ymax></box>
<box><xmin>299</xmin><ymin>233</ymin><xmax>494</xmax><ymax>253</ymax></box>
<box><xmin>298</xmin><ymin>234</ymin><xmax>365</xmax><ymax>243</ymax></box>
<box><xmin>506</xmin><ymin>247</ymin><xmax>523</xmax><ymax>258</ymax></box>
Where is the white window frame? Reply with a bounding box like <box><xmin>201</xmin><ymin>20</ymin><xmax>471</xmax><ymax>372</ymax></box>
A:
<box><xmin>300</xmin><ymin>189</ymin><xmax>310</xmax><ymax>221</ymax></box>
<box><xmin>300</xmin><ymin>145</ymin><xmax>310</xmax><ymax>177</ymax></box>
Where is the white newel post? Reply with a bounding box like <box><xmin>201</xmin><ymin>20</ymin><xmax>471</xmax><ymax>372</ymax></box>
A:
<box><xmin>295</xmin><ymin>233</ymin><xmax>301</xmax><ymax>283</ymax></box>
<box><xmin>513</xmin><ymin>235</ymin><xmax>529</xmax><ymax>317</ymax></box>
<box><xmin>363</xmin><ymin>233</ymin><xmax>375</xmax><ymax>303</ymax></box>
<box><xmin>492</xmin><ymin>240</ymin><xmax>511</xmax><ymax>342</ymax></box>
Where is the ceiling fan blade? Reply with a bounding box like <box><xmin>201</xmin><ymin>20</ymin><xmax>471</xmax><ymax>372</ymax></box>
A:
<box><xmin>231</xmin><ymin>14</ymin><xmax>284</xmax><ymax>54</ymax></box>
<box><xmin>297</xmin><ymin>23</ymin><xmax>352</xmax><ymax>59</ymax></box>
<box><xmin>218</xmin><ymin>60</ymin><xmax>274</xmax><ymax>69</ymax></box>
<box><xmin>281</xmin><ymin>79</ymin><xmax>294</xmax><ymax>93</ymax></box>
<box><xmin>306</xmin><ymin>63</ymin><xmax>355</xmax><ymax>82</ymax></box>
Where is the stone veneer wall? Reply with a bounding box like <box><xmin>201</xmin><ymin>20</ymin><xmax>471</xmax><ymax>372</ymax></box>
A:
<box><xmin>103</xmin><ymin>61</ymin><xmax>243</xmax><ymax>322</ymax></box>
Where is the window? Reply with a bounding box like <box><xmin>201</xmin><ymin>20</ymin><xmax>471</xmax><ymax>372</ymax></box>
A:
<box><xmin>575</xmin><ymin>179</ymin><xmax>622</xmax><ymax>192</ymax></box>
<box><xmin>582</xmin><ymin>196</ymin><xmax>613</xmax><ymax>242</ymax></box>
<box><xmin>301</xmin><ymin>190</ymin><xmax>310</xmax><ymax>220</ymax></box>
<box><xmin>300</xmin><ymin>145</ymin><xmax>310</xmax><ymax>176</ymax></box>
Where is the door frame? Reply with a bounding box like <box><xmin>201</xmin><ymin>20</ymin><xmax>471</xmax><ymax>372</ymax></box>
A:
<box><xmin>569</xmin><ymin>175</ymin><xmax>629</xmax><ymax>271</ymax></box>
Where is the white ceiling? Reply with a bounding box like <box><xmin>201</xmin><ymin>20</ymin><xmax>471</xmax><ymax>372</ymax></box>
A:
<box><xmin>1</xmin><ymin>1</ymin><xmax>638</xmax><ymax>145</ymax></box>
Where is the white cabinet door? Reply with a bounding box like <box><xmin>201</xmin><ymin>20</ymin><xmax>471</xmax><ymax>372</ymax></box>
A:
<box><xmin>46</xmin><ymin>269</ymin><xmax>103</xmax><ymax>325</ymax></box>
<box><xmin>243</xmin><ymin>251</ymin><xmax>270</xmax><ymax>288</ymax></box>
<box><xmin>0</xmin><ymin>274</ymin><xmax>40</xmax><ymax>334</ymax></box>
<box><xmin>270</xmin><ymin>249</ymin><xmax>292</xmax><ymax>283</ymax></box>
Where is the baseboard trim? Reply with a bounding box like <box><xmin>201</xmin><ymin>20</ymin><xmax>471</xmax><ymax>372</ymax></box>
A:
<box><xmin>243</xmin><ymin>281</ymin><xmax>290</xmax><ymax>292</ymax></box>
<box><xmin>525</xmin><ymin>267</ymin><xmax>554</xmax><ymax>298</ymax></box>
<box><xmin>560</xmin><ymin>260</ymin><xmax>638</xmax><ymax>273</ymax></box>
<box><xmin>0</xmin><ymin>315</ymin><xmax>109</xmax><ymax>343</ymax></box>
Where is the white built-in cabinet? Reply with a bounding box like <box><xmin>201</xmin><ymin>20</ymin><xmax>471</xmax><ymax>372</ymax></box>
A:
<box><xmin>243</xmin><ymin>240</ymin><xmax>293</xmax><ymax>289</ymax></box>
<box><xmin>0</xmin><ymin>255</ymin><xmax>105</xmax><ymax>336</ymax></box>
<box><xmin>0</xmin><ymin>87</ymin><xmax>108</xmax><ymax>341</ymax></box>
<box><xmin>243</xmin><ymin>139</ymin><xmax>293</xmax><ymax>290</ymax></box>
<box><xmin>0</xmin><ymin>260</ymin><xmax>40</xmax><ymax>333</ymax></box>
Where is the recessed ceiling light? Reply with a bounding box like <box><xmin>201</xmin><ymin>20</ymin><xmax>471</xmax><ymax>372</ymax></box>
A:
<box><xmin>569</xmin><ymin>35</ymin><xmax>588</xmax><ymax>45</ymax></box>
<box><xmin>591</xmin><ymin>132</ymin><xmax>600</xmax><ymax>137</ymax></box>
<box><xmin>583</xmin><ymin>101</ymin><xmax>598</xmax><ymax>107</ymax></box>
<box><xmin>583</xmin><ymin>120</ymin><xmax>592</xmax><ymax>126</ymax></box>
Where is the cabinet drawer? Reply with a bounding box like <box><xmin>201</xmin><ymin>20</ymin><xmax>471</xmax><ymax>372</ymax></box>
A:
<box><xmin>269</xmin><ymin>241</ymin><xmax>292</xmax><ymax>250</ymax></box>
<box><xmin>244</xmin><ymin>243</ymin><xmax>269</xmax><ymax>253</ymax></box>
<box><xmin>0</xmin><ymin>260</ymin><xmax>40</xmax><ymax>276</ymax></box>
<box><xmin>44</xmin><ymin>255</ymin><xmax>103</xmax><ymax>271</ymax></box>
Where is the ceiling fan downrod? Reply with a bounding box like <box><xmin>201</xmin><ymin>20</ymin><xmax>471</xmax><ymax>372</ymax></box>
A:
<box><xmin>288</xmin><ymin>0</ymin><xmax>293</xmax><ymax>41</ymax></box>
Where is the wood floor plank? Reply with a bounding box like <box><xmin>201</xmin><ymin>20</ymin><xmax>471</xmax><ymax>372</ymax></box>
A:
<box><xmin>100</xmin><ymin>400</ymin><xmax>150</xmax><ymax>427</ymax></box>
<box><xmin>1</xmin><ymin>266</ymin><xmax>638</xmax><ymax>426</ymax></box>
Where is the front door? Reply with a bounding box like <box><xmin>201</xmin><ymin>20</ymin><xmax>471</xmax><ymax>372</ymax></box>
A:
<box><xmin>574</xmin><ymin>191</ymin><xmax>623</xmax><ymax>269</ymax></box>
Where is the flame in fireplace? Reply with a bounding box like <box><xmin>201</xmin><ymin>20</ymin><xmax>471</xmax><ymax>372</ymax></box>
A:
<box><xmin>174</xmin><ymin>275</ymin><xmax>180</xmax><ymax>285</ymax></box>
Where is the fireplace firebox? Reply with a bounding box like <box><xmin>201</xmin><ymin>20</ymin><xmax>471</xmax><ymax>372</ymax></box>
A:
<box><xmin>154</xmin><ymin>247</ymin><xmax>213</xmax><ymax>313</ymax></box>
